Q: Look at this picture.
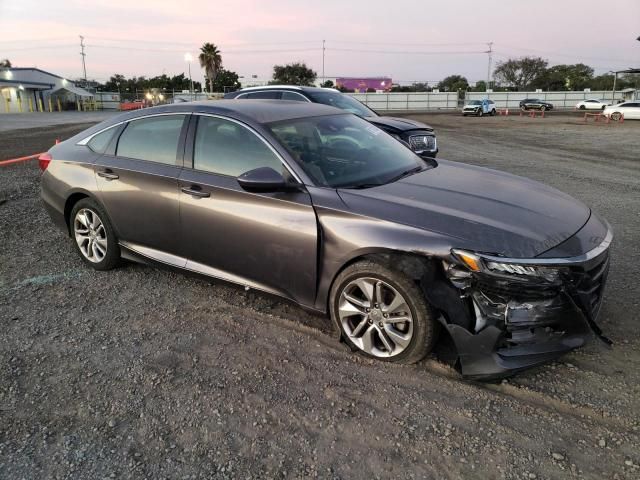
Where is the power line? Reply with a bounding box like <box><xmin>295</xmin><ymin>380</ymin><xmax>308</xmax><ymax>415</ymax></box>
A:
<box><xmin>327</xmin><ymin>47</ymin><xmax>487</xmax><ymax>55</ymax></box>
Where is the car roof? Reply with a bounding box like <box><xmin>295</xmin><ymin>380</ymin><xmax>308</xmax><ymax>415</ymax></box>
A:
<box><xmin>111</xmin><ymin>99</ymin><xmax>346</xmax><ymax>125</ymax></box>
<box><xmin>234</xmin><ymin>85</ymin><xmax>338</xmax><ymax>94</ymax></box>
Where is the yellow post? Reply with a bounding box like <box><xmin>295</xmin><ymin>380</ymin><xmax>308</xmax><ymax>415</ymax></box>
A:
<box><xmin>48</xmin><ymin>98</ymin><xmax>53</xmax><ymax>112</ymax></box>
<box><xmin>56</xmin><ymin>98</ymin><xmax>62</xmax><ymax>112</ymax></box>
<box><xmin>4</xmin><ymin>97</ymin><xmax>9</xmax><ymax>113</ymax></box>
<box><xmin>37</xmin><ymin>98</ymin><xmax>44</xmax><ymax>112</ymax></box>
<box><xmin>76</xmin><ymin>99</ymin><xmax>81</xmax><ymax>111</ymax></box>
<box><xmin>18</xmin><ymin>97</ymin><xmax>23</xmax><ymax>113</ymax></box>
<box><xmin>28</xmin><ymin>98</ymin><xmax>34</xmax><ymax>112</ymax></box>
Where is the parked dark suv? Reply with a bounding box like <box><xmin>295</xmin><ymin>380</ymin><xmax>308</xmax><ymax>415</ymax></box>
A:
<box><xmin>519</xmin><ymin>99</ymin><xmax>554</xmax><ymax>111</ymax></box>
<box><xmin>40</xmin><ymin>100</ymin><xmax>613</xmax><ymax>379</ymax></box>
<box><xmin>224</xmin><ymin>86</ymin><xmax>438</xmax><ymax>157</ymax></box>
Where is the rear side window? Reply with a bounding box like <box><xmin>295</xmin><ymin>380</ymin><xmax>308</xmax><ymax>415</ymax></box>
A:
<box><xmin>87</xmin><ymin>127</ymin><xmax>117</xmax><ymax>154</ymax></box>
<box><xmin>245</xmin><ymin>91</ymin><xmax>280</xmax><ymax>100</ymax></box>
<box><xmin>193</xmin><ymin>116</ymin><xmax>283</xmax><ymax>177</ymax></box>
<box><xmin>117</xmin><ymin>115</ymin><xmax>186</xmax><ymax>164</ymax></box>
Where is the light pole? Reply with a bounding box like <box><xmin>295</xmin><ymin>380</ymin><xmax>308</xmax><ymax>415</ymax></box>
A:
<box><xmin>184</xmin><ymin>53</ymin><xmax>194</xmax><ymax>101</ymax></box>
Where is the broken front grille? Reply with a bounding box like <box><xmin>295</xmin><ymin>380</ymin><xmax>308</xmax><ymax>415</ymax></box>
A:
<box><xmin>408</xmin><ymin>134</ymin><xmax>436</xmax><ymax>151</ymax></box>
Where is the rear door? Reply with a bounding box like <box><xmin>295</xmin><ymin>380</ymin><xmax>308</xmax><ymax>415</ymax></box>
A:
<box><xmin>94</xmin><ymin>113</ymin><xmax>188</xmax><ymax>255</ymax></box>
<box><xmin>178</xmin><ymin>114</ymin><xmax>318</xmax><ymax>306</ymax></box>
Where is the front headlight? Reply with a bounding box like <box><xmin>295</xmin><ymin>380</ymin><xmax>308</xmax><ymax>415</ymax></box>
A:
<box><xmin>451</xmin><ymin>249</ymin><xmax>561</xmax><ymax>282</ymax></box>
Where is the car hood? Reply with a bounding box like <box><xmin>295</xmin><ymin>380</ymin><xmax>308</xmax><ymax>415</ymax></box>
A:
<box><xmin>336</xmin><ymin>160</ymin><xmax>591</xmax><ymax>258</ymax></box>
<box><xmin>366</xmin><ymin>116</ymin><xmax>433</xmax><ymax>132</ymax></box>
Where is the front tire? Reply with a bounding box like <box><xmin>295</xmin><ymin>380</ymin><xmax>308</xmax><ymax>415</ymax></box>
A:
<box><xmin>70</xmin><ymin>198</ymin><xmax>120</xmax><ymax>270</ymax></box>
<box><xmin>329</xmin><ymin>261</ymin><xmax>437</xmax><ymax>364</ymax></box>
<box><xmin>611</xmin><ymin>112</ymin><xmax>622</xmax><ymax>121</ymax></box>
<box><xmin>579</xmin><ymin>105</ymin><xmax>586</xmax><ymax>110</ymax></box>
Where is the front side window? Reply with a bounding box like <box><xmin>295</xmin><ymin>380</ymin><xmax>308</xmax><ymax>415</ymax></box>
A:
<box><xmin>281</xmin><ymin>91</ymin><xmax>308</xmax><ymax>102</ymax></box>
<box><xmin>193</xmin><ymin>116</ymin><xmax>283</xmax><ymax>177</ymax></box>
<box><xmin>307</xmin><ymin>91</ymin><xmax>376</xmax><ymax>117</ymax></box>
<box><xmin>117</xmin><ymin>115</ymin><xmax>186</xmax><ymax>164</ymax></box>
<box><xmin>268</xmin><ymin>114</ymin><xmax>424</xmax><ymax>189</ymax></box>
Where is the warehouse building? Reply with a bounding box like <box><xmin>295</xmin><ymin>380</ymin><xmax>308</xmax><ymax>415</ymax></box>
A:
<box><xmin>0</xmin><ymin>67</ymin><xmax>94</xmax><ymax>113</ymax></box>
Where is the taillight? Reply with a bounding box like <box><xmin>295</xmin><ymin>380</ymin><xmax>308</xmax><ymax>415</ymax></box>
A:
<box><xmin>38</xmin><ymin>152</ymin><xmax>52</xmax><ymax>171</ymax></box>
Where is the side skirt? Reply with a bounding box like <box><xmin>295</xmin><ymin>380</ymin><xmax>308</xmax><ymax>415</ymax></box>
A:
<box><xmin>118</xmin><ymin>241</ymin><xmax>324</xmax><ymax>314</ymax></box>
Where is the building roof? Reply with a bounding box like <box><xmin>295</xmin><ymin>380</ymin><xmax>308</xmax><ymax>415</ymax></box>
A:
<box><xmin>4</xmin><ymin>67</ymin><xmax>68</xmax><ymax>81</ymax></box>
<box><xmin>51</xmin><ymin>85</ymin><xmax>94</xmax><ymax>97</ymax></box>
<box><xmin>0</xmin><ymin>78</ymin><xmax>54</xmax><ymax>90</ymax></box>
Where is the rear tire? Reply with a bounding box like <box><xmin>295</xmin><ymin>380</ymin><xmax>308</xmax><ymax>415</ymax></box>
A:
<box><xmin>69</xmin><ymin>198</ymin><xmax>120</xmax><ymax>271</ymax></box>
<box><xmin>541</xmin><ymin>105</ymin><xmax>547</xmax><ymax>111</ymax></box>
<box><xmin>329</xmin><ymin>260</ymin><xmax>438</xmax><ymax>364</ymax></box>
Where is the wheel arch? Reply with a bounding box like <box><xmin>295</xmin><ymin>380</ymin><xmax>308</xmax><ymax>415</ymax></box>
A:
<box><xmin>63</xmin><ymin>189</ymin><xmax>105</xmax><ymax>235</ymax></box>
<box><xmin>323</xmin><ymin>248</ymin><xmax>439</xmax><ymax>314</ymax></box>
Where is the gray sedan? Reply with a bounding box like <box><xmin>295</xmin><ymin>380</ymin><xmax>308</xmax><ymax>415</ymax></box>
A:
<box><xmin>40</xmin><ymin>100</ymin><xmax>612</xmax><ymax>379</ymax></box>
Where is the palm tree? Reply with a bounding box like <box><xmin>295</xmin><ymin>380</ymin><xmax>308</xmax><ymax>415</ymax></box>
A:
<box><xmin>198</xmin><ymin>43</ymin><xmax>222</xmax><ymax>94</ymax></box>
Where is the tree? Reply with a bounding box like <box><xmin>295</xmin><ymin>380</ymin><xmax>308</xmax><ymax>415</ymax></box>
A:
<box><xmin>412</xmin><ymin>82</ymin><xmax>430</xmax><ymax>92</ymax></box>
<box><xmin>473</xmin><ymin>80</ymin><xmax>487</xmax><ymax>92</ymax></box>
<box><xmin>272</xmin><ymin>62</ymin><xmax>317</xmax><ymax>86</ymax></box>
<box><xmin>211</xmin><ymin>69</ymin><xmax>241</xmax><ymax>92</ymax></box>
<box><xmin>493</xmin><ymin>57</ymin><xmax>548</xmax><ymax>90</ymax></box>
<box><xmin>437</xmin><ymin>75</ymin><xmax>469</xmax><ymax>92</ymax></box>
<box><xmin>320</xmin><ymin>79</ymin><xmax>334</xmax><ymax>88</ymax></box>
<box><xmin>0</xmin><ymin>58</ymin><xmax>11</xmax><ymax>68</ymax></box>
<box><xmin>533</xmin><ymin>63</ymin><xmax>594</xmax><ymax>91</ymax></box>
<box><xmin>199</xmin><ymin>43</ymin><xmax>222</xmax><ymax>93</ymax></box>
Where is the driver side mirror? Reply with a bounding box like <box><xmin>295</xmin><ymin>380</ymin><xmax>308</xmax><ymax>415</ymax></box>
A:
<box><xmin>237</xmin><ymin>167</ymin><xmax>294</xmax><ymax>193</ymax></box>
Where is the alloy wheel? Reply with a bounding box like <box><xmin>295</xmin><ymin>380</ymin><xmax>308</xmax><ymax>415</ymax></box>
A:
<box><xmin>74</xmin><ymin>208</ymin><xmax>108</xmax><ymax>263</ymax></box>
<box><xmin>338</xmin><ymin>277</ymin><xmax>414</xmax><ymax>358</ymax></box>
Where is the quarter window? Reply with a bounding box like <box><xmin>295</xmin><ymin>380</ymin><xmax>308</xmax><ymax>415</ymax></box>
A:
<box><xmin>117</xmin><ymin>115</ymin><xmax>186</xmax><ymax>164</ymax></box>
<box><xmin>193</xmin><ymin>116</ymin><xmax>283</xmax><ymax>177</ymax></box>
<box><xmin>87</xmin><ymin>127</ymin><xmax>117</xmax><ymax>154</ymax></box>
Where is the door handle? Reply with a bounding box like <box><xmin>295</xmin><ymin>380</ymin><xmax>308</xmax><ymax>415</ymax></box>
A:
<box><xmin>181</xmin><ymin>186</ymin><xmax>210</xmax><ymax>198</ymax></box>
<box><xmin>97</xmin><ymin>170</ymin><xmax>119</xmax><ymax>180</ymax></box>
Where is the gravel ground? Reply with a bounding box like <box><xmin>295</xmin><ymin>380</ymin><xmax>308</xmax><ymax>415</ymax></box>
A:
<box><xmin>1</xmin><ymin>113</ymin><xmax>639</xmax><ymax>479</ymax></box>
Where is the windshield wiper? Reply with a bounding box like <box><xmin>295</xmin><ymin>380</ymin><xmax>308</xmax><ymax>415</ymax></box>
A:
<box><xmin>386</xmin><ymin>165</ymin><xmax>424</xmax><ymax>184</ymax></box>
<box><xmin>343</xmin><ymin>182</ymin><xmax>385</xmax><ymax>189</ymax></box>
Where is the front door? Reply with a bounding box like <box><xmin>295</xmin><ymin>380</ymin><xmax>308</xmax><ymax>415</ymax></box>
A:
<box><xmin>95</xmin><ymin>114</ymin><xmax>188</xmax><ymax>255</ymax></box>
<box><xmin>178</xmin><ymin>114</ymin><xmax>318</xmax><ymax>306</ymax></box>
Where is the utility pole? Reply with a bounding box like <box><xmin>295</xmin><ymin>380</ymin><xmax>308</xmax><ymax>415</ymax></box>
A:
<box><xmin>486</xmin><ymin>42</ymin><xmax>493</xmax><ymax>91</ymax></box>
<box><xmin>79</xmin><ymin>35</ymin><xmax>87</xmax><ymax>87</ymax></box>
<box><xmin>322</xmin><ymin>39</ymin><xmax>326</xmax><ymax>85</ymax></box>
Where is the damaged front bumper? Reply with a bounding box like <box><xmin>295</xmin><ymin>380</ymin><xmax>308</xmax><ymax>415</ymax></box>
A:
<box><xmin>424</xmin><ymin>226</ymin><xmax>613</xmax><ymax>380</ymax></box>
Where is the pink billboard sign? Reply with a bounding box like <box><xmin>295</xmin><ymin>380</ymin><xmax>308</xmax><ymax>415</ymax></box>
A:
<box><xmin>336</xmin><ymin>77</ymin><xmax>392</xmax><ymax>93</ymax></box>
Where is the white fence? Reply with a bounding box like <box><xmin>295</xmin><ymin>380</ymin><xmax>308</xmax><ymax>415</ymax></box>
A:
<box><xmin>465</xmin><ymin>90</ymin><xmax>627</xmax><ymax>109</ymax></box>
<box><xmin>348</xmin><ymin>92</ymin><xmax>459</xmax><ymax>111</ymax></box>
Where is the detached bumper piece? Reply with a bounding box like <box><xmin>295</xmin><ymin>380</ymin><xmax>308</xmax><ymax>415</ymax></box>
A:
<box><xmin>425</xmin><ymin>250</ymin><xmax>611</xmax><ymax>380</ymax></box>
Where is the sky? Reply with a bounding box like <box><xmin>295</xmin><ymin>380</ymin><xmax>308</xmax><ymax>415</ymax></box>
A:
<box><xmin>1</xmin><ymin>0</ymin><xmax>639</xmax><ymax>86</ymax></box>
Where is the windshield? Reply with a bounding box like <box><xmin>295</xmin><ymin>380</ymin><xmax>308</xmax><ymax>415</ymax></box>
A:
<box><xmin>307</xmin><ymin>91</ymin><xmax>377</xmax><ymax>117</ymax></box>
<box><xmin>468</xmin><ymin>100</ymin><xmax>482</xmax><ymax>105</ymax></box>
<box><xmin>268</xmin><ymin>114</ymin><xmax>425</xmax><ymax>189</ymax></box>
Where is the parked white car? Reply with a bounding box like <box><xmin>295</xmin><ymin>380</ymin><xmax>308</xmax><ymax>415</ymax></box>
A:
<box><xmin>575</xmin><ymin>99</ymin><xmax>609</xmax><ymax>110</ymax></box>
<box><xmin>602</xmin><ymin>101</ymin><xmax>640</xmax><ymax>120</ymax></box>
